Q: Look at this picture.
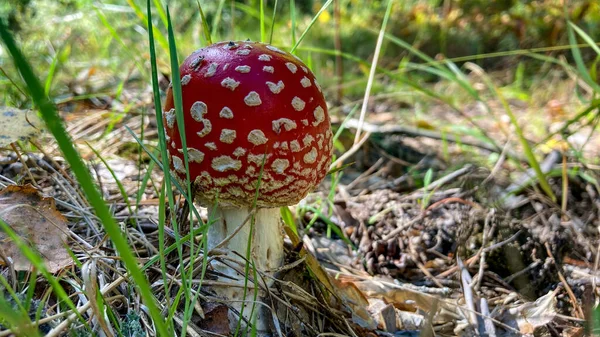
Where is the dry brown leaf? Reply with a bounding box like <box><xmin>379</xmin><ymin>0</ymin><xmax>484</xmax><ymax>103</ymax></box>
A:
<box><xmin>0</xmin><ymin>184</ymin><xmax>72</xmax><ymax>273</ymax></box>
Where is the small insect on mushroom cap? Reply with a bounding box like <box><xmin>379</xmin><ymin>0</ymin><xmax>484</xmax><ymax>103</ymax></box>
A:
<box><xmin>163</xmin><ymin>41</ymin><xmax>333</xmax><ymax>208</ymax></box>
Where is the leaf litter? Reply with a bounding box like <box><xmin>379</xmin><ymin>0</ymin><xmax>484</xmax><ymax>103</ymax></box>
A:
<box><xmin>0</xmin><ymin>91</ymin><xmax>596</xmax><ymax>336</ymax></box>
<box><xmin>0</xmin><ymin>184</ymin><xmax>72</xmax><ymax>273</ymax></box>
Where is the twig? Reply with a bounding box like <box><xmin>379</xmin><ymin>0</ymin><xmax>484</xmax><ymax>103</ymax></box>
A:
<box><xmin>337</xmin><ymin>118</ymin><xmax>523</xmax><ymax>160</ymax></box>
<box><xmin>419</xmin><ymin>165</ymin><xmax>473</xmax><ymax>192</ymax></box>
<box><xmin>544</xmin><ymin>242</ymin><xmax>585</xmax><ymax>319</ymax></box>
<box><xmin>329</xmin><ymin>131</ymin><xmax>371</xmax><ymax>170</ymax></box>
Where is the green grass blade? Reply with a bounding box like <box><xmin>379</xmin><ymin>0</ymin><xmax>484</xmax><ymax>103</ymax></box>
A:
<box><xmin>210</xmin><ymin>0</ymin><xmax>226</xmax><ymax>43</ymax></box>
<box><xmin>467</xmin><ymin>63</ymin><xmax>556</xmax><ymax>201</ymax></box>
<box><xmin>197</xmin><ymin>0</ymin><xmax>213</xmax><ymax>45</ymax></box>
<box><xmin>290</xmin><ymin>0</ymin><xmax>297</xmax><ymax>48</ymax></box>
<box><xmin>86</xmin><ymin>143</ymin><xmax>133</xmax><ymax>215</ymax></box>
<box><xmin>291</xmin><ymin>0</ymin><xmax>333</xmax><ymax>54</ymax></box>
<box><xmin>260</xmin><ymin>0</ymin><xmax>265</xmax><ymax>42</ymax></box>
<box><xmin>0</xmin><ymin>292</ymin><xmax>40</xmax><ymax>337</ymax></box>
<box><xmin>269</xmin><ymin>0</ymin><xmax>279</xmax><ymax>44</ymax></box>
<box><xmin>0</xmin><ymin>19</ymin><xmax>170</xmax><ymax>337</ymax></box>
<box><xmin>567</xmin><ymin>21</ymin><xmax>600</xmax><ymax>93</ymax></box>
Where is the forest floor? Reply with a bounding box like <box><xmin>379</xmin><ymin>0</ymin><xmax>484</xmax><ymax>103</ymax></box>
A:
<box><xmin>0</xmin><ymin>75</ymin><xmax>597</xmax><ymax>337</ymax></box>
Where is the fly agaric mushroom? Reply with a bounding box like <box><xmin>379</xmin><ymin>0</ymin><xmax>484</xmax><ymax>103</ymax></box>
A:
<box><xmin>163</xmin><ymin>41</ymin><xmax>332</xmax><ymax>331</ymax></box>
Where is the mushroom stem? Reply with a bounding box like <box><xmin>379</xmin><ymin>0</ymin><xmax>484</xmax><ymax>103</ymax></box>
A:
<box><xmin>207</xmin><ymin>206</ymin><xmax>284</xmax><ymax>332</ymax></box>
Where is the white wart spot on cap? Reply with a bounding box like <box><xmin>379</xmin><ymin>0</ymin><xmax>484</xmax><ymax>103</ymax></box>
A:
<box><xmin>258</xmin><ymin>54</ymin><xmax>272</xmax><ymax>61</ymax></box>
<box><xmin>236</xmin><ymin>49</ymin><xmax>251</xmax><ymax>56</ymax></box>
<box><xmin>165</xmin><ymin>108</ymin><xmax>176</xmax><ymax>128</ymax></box>
<box><xmin>181</xmin><ymin>74</ymin><xmax>192</xmax><ymax>86</ymax></box>
<box><xmin>266</xmin><ymin>80</ymin><xmax>284</xmax><ymax>94</ymax></box>
<box><xmin>205</xmin><ymin>62</ymin><xmax>218</xmax><ymax>77</ymax></box>
<box><xmin>290</xmin><ymin>140</ymin><xmax>301</xmax><ymax>152</ymax></box>
<box><xmin>247</xmin><ymin>153</ymin><xmax>267</xmax><ymax>165</ymax></box>
<box><xmin>223</xmin><ymin>63</ymin><xmax>229</xmax><ymax>71</ymax></box>
<box><xmin>190</xmin><ymin>101</ymin><xmax>208</xmax><ymax>121</ymax></box>
<box><xmin>271</xmin><ymin>159</ymin><xmax>290</xmax><ymax>174</ymax></box>
<box><xmin>272</xmin><ymin>118</ymin><xmax>297</xmax><ymax>134</ymax></box>
<box><xmin>172</xmin><ymin>156</ymin><xmax>186</xmax><ymax>173</ymax></box>
<box><xmin>190</xmin><ymin>56</ymin><xmax>204</xmax><ymax>69</ymax></box>
<box><xmin>211</xmin><ymin>155</ymin><xmax>242</xmax><ymax>172</ymax></box>
<box><xmin>266</xmin><ymin>45</ymin><xmax>286</xmax><ymax>54</ymax></box>
<box><xmin>312</xmin><ymin>106</ymin><xmax>325</xmax><ymax>126</ymax></box>
<box><xmin>233</xmin><ymin>147</ymin><xmax>246</xmax><ymax>157</ymax></box>
<box><xmin>205</xmin><ymin>142</ymin><xmax>217</xmax><ymax>151</ymax></box>
<box><xmin>302</xmin><ymin>134</ymin><xmax>315</xmax><ymax>147</ymax></box>
<box><xmin>301</xmin><ymin>66</ymin><xmax>308</xmax><ymax>73</ymax></box>
<box><xmin>262</xmin><ymin>66</ymin><xmax>274</xmax><ymax>73</ymax></box>
<box><xmin>244</xmin><ymin>91</ymin><xmax>262</xmax><ymax>106</ymax></box>
<box><xmin>303</xmin><ymin>147</ymin><xmax>317</xmax><ymax>164</ymax></box>
<box><xmin>221</xmin><ymin>77</ymin><xmax>240</xmax><ymax>91</ymax></box>
<box><xmin>291</xmin><ymin>97</ymin><xmax>306</xmax><ymax>111</ymax></box>
<box><xmin>301</xmin><ymin>119</ymin><xmax>309</xmax><ymax>126</ymax></box>
<box><xmin>300</xmin><ymin>76</ymin><xmax>311</xmax><ymax>88</ymax></box>
<box><xmin>219</xmin><ymin>107</ymin><xmax>234</xmax><ymax>119</ymax></box>
<box><xmin>235</xmin><ymin>65</ymin><xmax>251</xmax><ymax>73</ymax></box>
<box><xmin>286</xmin><ymin>62</ymin><xmax>298</xmax><ymax>73</ymax></box>
<box><xmin>179</xmin><ymin>148</ymin><xmax>205</xmax><ymax>163</ymax></box>
<box><xmin>196</xmin><ymin>119</ymin><xmax>212</xmax><ymax>137</ymax></box>
<box><xmin>188</xmin><ymin>148</ymin><xmax>205</xmax><ymax>163</ymax></box>
<box><xmin>220</xmin><ymin>129</ymin><xmax>236</xmax><ymax>144</ymax></box>
<box><xmin>248</xmin><ymin>129</ymin><xmax>268</xmax><ymax>145</ymax></box>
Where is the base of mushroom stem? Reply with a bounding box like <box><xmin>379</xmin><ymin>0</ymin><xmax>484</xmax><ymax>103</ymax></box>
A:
<box><xmin>206</xmin><ymin>206</ymin><xmax>285</xmax><ymax>334</ymax></box>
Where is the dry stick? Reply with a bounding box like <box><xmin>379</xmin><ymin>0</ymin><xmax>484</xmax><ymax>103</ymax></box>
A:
<box><xmin>458</xmin><ymin>257</ymin><xmax>478</xmax><ymax>329</ymax></box>
<box><xmin>561</xmin><ymin>152</ymin><xmax>568</xmax><ymax>220</ymax></box>
<box><xmin>436</xmin><ymin>229</ymin><xmax>522</xmax><ymax>279</ymax></box>
<box><xmin>544</xmin><ymin>242</ymin><xmax>585</xmax><ymax>319</ymax></box>
<box><xmin>339</xmin><ymin>118</ymin><xmax>524</xmax><ymax>160</ymax></box>
<box><xmin>329</xmin><ymin>131</ymin><xmax>371</xmax><ymax>170</ymax></box>
<box><xmin>10</xmin><ymin>142</ymin><xmax>38</xmax><ymax>188</ymax></box>
<box><xmin>474</xmin><ymin>209</ymin><xmax>495</xmax><ymax>291</ymax></box>
<box><xmin>420</xmin><ymin>165</ymin><xmax>473</xmax><ymax>192</ymax></box>
<box><xmin>345</xmin><ymin>157</ymin><xmax>384</xmax><ymax>190</ymax></box>
<box><xmin>210</xmin><ymin>208</ymin><xmax>257</xmax><ymax>252</ymax></box>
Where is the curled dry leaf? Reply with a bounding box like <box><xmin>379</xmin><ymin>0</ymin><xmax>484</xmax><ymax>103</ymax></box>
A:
<box><xmin>0</xmin><ymin>184</ymin><xmax>72</xmax><ymax>273</ymax></box>
<box><xmin>501</xmin><ymin>290</ymin><xmax>557</xmax><ymax>335</ymax></box>
<box><xmin>0</xmin><ymin>107</ymin><xmax>44</xmax><ymax>147</ymax></box>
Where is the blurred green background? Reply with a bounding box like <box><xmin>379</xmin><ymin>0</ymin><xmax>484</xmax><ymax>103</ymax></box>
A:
<box><xmin>1</xmin><ymin>0</ymin><xmax>600</xmax><ymax>168</ymax></box>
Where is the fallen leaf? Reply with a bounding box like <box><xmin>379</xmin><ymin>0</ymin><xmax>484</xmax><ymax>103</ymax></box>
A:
<box><xmin>0</xmin><ymin>107</ymin><xmax>44</xmax><ymax>147</ymax></box>
<box><xmin>0</xmin><ymin>184</ymin><xmax>72</xmax><ymax>273</ymax></box>
<box><xmin>502</xmin><ymin>290</ymin><xmax>557</xmax><ymax>334</ymax></box>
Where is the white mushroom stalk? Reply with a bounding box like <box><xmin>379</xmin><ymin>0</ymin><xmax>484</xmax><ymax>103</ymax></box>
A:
<box><xmin>163</xmin><ymin>41</ymin><xmax>332</xmax><ymax>334</ymax></box>
<box><xmin>207</xmin><ymin>206</ymin><xmax>283</xmax><ymax>327</ymax></box>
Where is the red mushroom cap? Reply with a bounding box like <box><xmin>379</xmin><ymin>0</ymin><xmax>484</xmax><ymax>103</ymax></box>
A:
<box><xmin>163</xmin><ymin>41</ymin><xmax>332</xmax><ymax>208</ymax></box>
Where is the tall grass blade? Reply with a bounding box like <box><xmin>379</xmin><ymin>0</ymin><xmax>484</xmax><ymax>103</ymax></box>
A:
<box><xmin>269</xmin><ymin>0</ymin><xmax>279</xmax><ymax>44</ymax></box>
<box><xmin>353</xmin><ymin>0</ymin><xmax>394</xmax><ymax>144</ymax></box>
<box><xmin>260</xmin><ymin>0</ymin><xmax>266</xmax><ymax>42</ymax></box>
<box><xmin>0</xmin><ymin>19</ymin><xmax>170</xmax><ymax>337</ymax></box>
<box><xmin>197</xmin><ymin>0</ymin><xmax>213</xmax><ymax>45</ymax></box>
<box><xmin>466</xmin><ymin>63</ymin><xmax>556</xmax><ymax>201</ymax></box>
<box><xmin>290</xmin><ymin>0</ymin><xmax>333</xmax><ymax>53</ymax></box>
<box><xmin>567</xmin><ymin>21</ymin><xmax>600</xmax><ymax>93</ymax></box>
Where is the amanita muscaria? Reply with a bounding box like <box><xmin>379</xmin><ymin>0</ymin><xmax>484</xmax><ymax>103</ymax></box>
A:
<box><xmin>163</xmin><ymin>41</ymin><xmax>332</xmax><ymax>331</ymax></box>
